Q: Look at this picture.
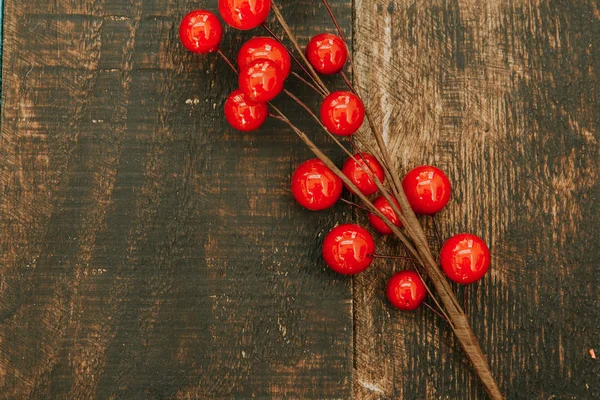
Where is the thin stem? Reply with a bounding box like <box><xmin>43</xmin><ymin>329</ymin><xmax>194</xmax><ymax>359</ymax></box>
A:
<box><xmin>372</xmin><ymin>254</ymin><xmax>418</xmax><ymax>262</ymax></box>
<box><xmin>410</xmin><ymin>262</ymin><xmax>454</xmax><ymax>329</ymax></box>
<box><xmin>424</xmin><ymin>302</ymin><xmax>450</xmax><ymax>324</ymax></box>
<box><xmin>271</xmin><ymin>2</ymin><xmax>330</xmax><ymax>95</ymax></box>
<box><xmin>341</xmin><ymin>71</ymin><xmax>357</xmax><ymax>94</ymax></box>
<box><xmin>340</xmin><ymin>198</ymin><xmax>370</xmax><ymax>212</ymax></box>
<box><xmin>269</xmin><ymin>114</ymin><xmax>286</xmax><ymax>122</ymax></box>
<box><xmin>318</xmin><ymin>4</ymin><xmax>503</xmax><ymax>398</ymax></box>
<box><xmin>291</xmin><ymin>71</ymin><xmax>327</xmax><ymax>98</ymax></box>
<box><xmin>261</xmin><ymin>23</ymin><xmax>328</xmax><ymax>98</ymax></box>
<box><xmin>348</xmin><ymin>137</ymin><xmax>360</xmax><ymax>154</ymax></box>
<box><xmin>217</xmin><ymin>49</ymin><xmax>237</xmax><ymax>74</ymax></box>
<box><xmin>269</xmin><ymin>104</ymin><xmax>417</xmax><ymax>260</ymax></box>
<box><xmin>321</xmin><ymin>0</ymin><xmax>348</xmax><ymax>42</ymax></box>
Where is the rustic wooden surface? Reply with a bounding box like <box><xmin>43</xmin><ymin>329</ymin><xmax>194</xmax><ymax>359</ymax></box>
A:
<box><xmin>353</xmin><ymin>0</ymin><xmax>599</xmax><ymax>399</ymax></box>
<box><xmin>0</xmin><ymin>0</ymin><xmax>597</xmax><ymax>399</ymax></box>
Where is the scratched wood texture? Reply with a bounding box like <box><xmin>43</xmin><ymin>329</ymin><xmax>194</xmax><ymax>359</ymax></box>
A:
<box><xmin>0</xmin><ymin>1</ymin><xmax>353</xmax><ymax>398</ymax></box>
<box><xmin>353</xmin><ymin>0</ymin><xmax>599</xmax><ymax>399</ymax></box>
<box><xmin>0</xmin><ymin>0</ymin><xmax>597</xmax><ymax>400</ymax></box>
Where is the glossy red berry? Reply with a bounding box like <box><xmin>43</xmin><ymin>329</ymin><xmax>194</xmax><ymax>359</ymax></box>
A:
<box><xmin>291</xmin><ymin>159</ymin><xmax>343</xmax><ymax>211</ymax></box>
<box><xmin>440</xmin><ymin>233</ymin><xmax>490</xmax><ymax>284</ymax></box>
<box><xmin>238</xmin><ymin>37</ymin><xmax>291</xmax><ymax>79</ymax></box>
<box><xmin>306</xmin><ymin>33</ymin><xmax>348</xmax><ymax>74</ymax></box>
<box><xmin>239</xmin><ymin>59</ymin><xmax>284</xmax><ymax>103</ymax></box>
<box><xmin>179</xmin><ymin>10</ymin><xmax>223</xmax><ymax>54</ymax></box>
<box><xmin>218</xmin><ymin>0</ymin><xmax>271</xmax><ymax>30</ymax></box>
<box><xmin>322</xmin><ymin>224</ymin><xmax>375</xmax><ymax>275</ymax></box>
<box><xmin>386</xmin><ymin>271</ymin><xmax>427</xmax><ymax>310</ymax></box>
<box><xmin>402</xmin><ymin>165</ymin><xmax>451</xmax><ymax>215</ymax></box>
<box><xmin>320</xmin><ymin>91</ymin><xmax>365</xmax><ymax>136</ymax></box>
<box><xmin>342</xmin><ymin>153</ymin><xmax>385</xmax><ymax>196</ymax></box>
<box><xmin>368</xmin><ymin>196</ymin><xmax>402</xmax><ymax>235</ymax></box>
<box><xmin>224</xmin><ymin>90</ymin><xmax>269</xmax><ymax>131</ymax></box>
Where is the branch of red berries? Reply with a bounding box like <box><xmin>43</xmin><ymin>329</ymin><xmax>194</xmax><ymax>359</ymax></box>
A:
<box><xmin>178</xmin><ymin>1</ymin><xmax>504</xmax><ymax>399</ymax></box>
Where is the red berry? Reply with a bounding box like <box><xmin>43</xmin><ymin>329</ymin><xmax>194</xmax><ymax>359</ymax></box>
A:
<box><xmin>179</xmin><ymin>10</ymin><xmax>223</xmax><ymax>54</ymax></box>
<box><xmin>238</xmin><ymin>37</ymin><xmax>291</xmax><ymax>79</ymax></box>
<box><xmin>218</xmin><ymin>0</ymin><xmax>271</xmax><ymax>30</ymax></box>
<box><xmin>440</xmin><ymin>233</ymin><xmax>490</xmax><ymax>284</ymax></box>
<box><xmin>402</xmin><ymin>165</ymin><xmax>451</xmax><ymax>215</ymax></box>
<box><xmin>342</xmin><ymin>153</ymin><xmax>385</xmax><ymax>196</ymax></box>
<box><xmin>322</xmin><ymin>224</ymin><xmax>375</xmax><ymax>275</ymax></box>
<box><xmin>224</xmin><ymin>90</ymin><xmax>268</xmax><ymax>131</ymax></box>
<box><xmin>320</xmin><ymin>91</ymin><xmax>365</xmax><ymax>136</ymax></box>
<box><xmin>368</xmin><ymin>196</ymin><xmax>402</xmax><ymax>235</ymax></box>
<box><xmin>239</xmin><ymin>59</ymin><xmax>284</xmax><ymax>103</ymax></box>
<box><xmin>306</xmin><ymin>33</ymin><xmax>348</xmax><ymax>74</ymax></box>
<box><xmin>291</xmin><ymin>159</ymin><xmax>343</xmax><ymax>211</ymax></box>
<box><xmin>386</xmin><ymin>271</ymin><xmax>427</xmax><ymax>310</ymax></box>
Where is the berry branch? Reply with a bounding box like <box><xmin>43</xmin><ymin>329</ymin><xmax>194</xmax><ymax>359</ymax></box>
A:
<box><xmin>179</xmin><ymin>3</ymin><xmax>503</xmax><ymax>399</ymax></box>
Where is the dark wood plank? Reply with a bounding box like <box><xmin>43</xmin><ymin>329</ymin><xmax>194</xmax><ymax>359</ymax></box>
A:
<box><xmin>0</xmin><ymin>1</ymin><xmax>353</xmax><ymax>398</ymax></box>
<box><xmin>353</xmin><ymin>0</ymin><xmax>599</xmax><ymax>398</ymax></box>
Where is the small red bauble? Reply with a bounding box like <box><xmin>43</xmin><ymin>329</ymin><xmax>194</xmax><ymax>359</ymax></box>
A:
<box><xmin>239</xmin><ymin>59</ymin><xmax>285</xmax><ymax>103</ymax></box>
<box><xmin>224</xmin><ymin>90</ymin><xmax>269</xmax><ymax>131</ymax></box>
<box><xmin>291</xmin><ymin>159</ymin><xmax>343</xmax><ymax>211</ymax></box>
<box><xmin>238</xmin><ymin>37</ymin><xmax>291</xmax><ymax>79</ymax></box>
<box><xmin>218</xmin><ymin>0</ymin><xmax>271</xmax><ymax>30</ymax></box>
<box><xmin>179</xmin><ymin>10</ymin><xmax>223</xmax><ymax>54</ymax></box>
<box><xmin>322</xmin><ymin>224</ymin><xmax>375</xmax><ymax>275</ymax></box>
<box><xmin>386</xmin><ymin>271</ymin><xmax>427</xmax><ymax>310</ymax></box>
<box><xmin>306</xmin><ymin>33</ymin><xmax>348</xmax><ymax>74</ymax></box>
<box><xmin>320</xmin><ymin>91</ymin><xmax>365</xmax><ymax>136</ymax></box>
<box><xmin>342</xmin><ymin>153</ymin><xmax>385</xmax><ymax>196</ymax></box>
<box><xmin>402</xmin><ymin>165</ymin><xmax>451</xmax><ymax>215</ymax></box>
<box><xmin>440</xmin><ymin>233</ymin><xmax>490</xmax><ymax>284</ymax></box>
<box><xmin>368</xmin><ymin>196</ymin><xmax>402</xmax><ymax>235</ymax></box>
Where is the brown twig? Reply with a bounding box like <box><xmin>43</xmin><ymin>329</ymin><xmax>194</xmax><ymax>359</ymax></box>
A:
<box><xmin>261</xmin><ymin>22</ymin><xmax>328</xmax><ymax>98</ymax></box>
<box><xmin>318</xmin><ymin>2</ymin><xmax>504</xmax><ymax>398</ymax></box>
<box><xmin>340</xmin><ymin>198</ymin><xmax>370</xmax><ymax>212</ymax></box>
<box><xmin>217</xmin><ymin>15</ymin><xmax>502</xmax><ymax>398</ymax></box>
<box><xmin>271</xmin><ymin>2</ymin><xmax>330</xmax><ymax>96</ymax></box>
<box><xmin>372</xmin><ymin>254</ymin><xmax>418</xmax><ymax>262</ymax></box>
<box><xmin>424</xmin><ymin>302</ymin><xmax>450</xmax><ymax>324</ymax></box>
<box><xmin>217</xmin><ymin>49</ymin><xmax>237</xmax><ymax>74</ymax></box>
<box><xmin>341</xmin><ymin>71</ymin><xmax>357</xmax><ymax>94</ymax></box>
<box><xmin>290</xmin><ymin>71</ymin><xmax>327</xmax><ymax>97</ymax></box>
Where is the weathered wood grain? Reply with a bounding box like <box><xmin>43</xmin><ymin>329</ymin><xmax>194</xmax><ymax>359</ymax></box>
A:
<box><xmin>354</xmin><ymin>0</ymin><xmax>599</xmax><ymax>398</ymax></box>
<box><xmin>0</xmin><ymin>0</ymin><xmax>598</xmax><ymax>399</ymax></box>
<box><xmin>0</xmin><ymin>1</ymin><xmax>353</xmax><ymax>398</ymax></box>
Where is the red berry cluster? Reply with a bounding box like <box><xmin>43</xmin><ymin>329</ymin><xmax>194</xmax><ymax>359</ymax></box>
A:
<box><xmin>179</xmin><ymin>3</ymin><xmax>491</xmax><ymax>312</ymax></box>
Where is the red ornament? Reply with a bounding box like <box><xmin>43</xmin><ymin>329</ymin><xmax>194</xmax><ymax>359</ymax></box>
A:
<box><xmin>179</xmin><ymin>10</ymin><xmax>223</xmax><ymax>54</ymax></box>
<box><xmin>291</xmin><ymin>159</ymin><xmax>343</xmax><ymax>211</ymax></box>
<box><xmin>238</xmin><ymin>37</ymin><xmax>291</xmax><ymax>79</ymax></box>
<box><xmin>218</xmin><ymin>0</ymin><xmax>271</xmax><ymax>30</ymax></box>
<box><xmin>224</xmin><ymin>90</ymin><xmax>269</xmax><ymax>131</ymax></box>
<box><xmin>368</xmin><ymin>196</ymin><xmax>402</xmax><ymax>235</ymax></box>
<box><xmin>440</xmin><ymin>233</ymin><xmax>490</xmax><ymax>284</ymax></box>
<box><xmin>402</xmin><ymin>165</ymin><xmax>451</xmax><ymax>215</ymax></box>
<box><xmin>306</xmin><ymin>33</ymin><xmax>348</xmax><ymax>74</ymax></box>
<box><xmin>342</xmin><ymin>153</ymin><xmax>385</xmax><ymax>196</ymax></box>
<box><xmin>322</xmin><ymin>224</ymin><xmax>375</xmax><ymax>275</ymax></box>
<box><xmin>320</xmin><ymin>91</ymin><xmax>365</xmax><ymax>136</ymax></box>
<box><xmin>239</xmin><ymin>59</ymin><xmax>284</xmax><ymax>103</ymax></box>
<box><xmin>386</xmin><ymin>270</ymin><xmax>427</xmax><ymax>310</ymax></box>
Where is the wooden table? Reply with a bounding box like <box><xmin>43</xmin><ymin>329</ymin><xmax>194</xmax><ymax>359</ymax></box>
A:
<box><xmin>0</xmin><ymin>1</ymin><xmax>597</xmax><ymax>399</ymax></box>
